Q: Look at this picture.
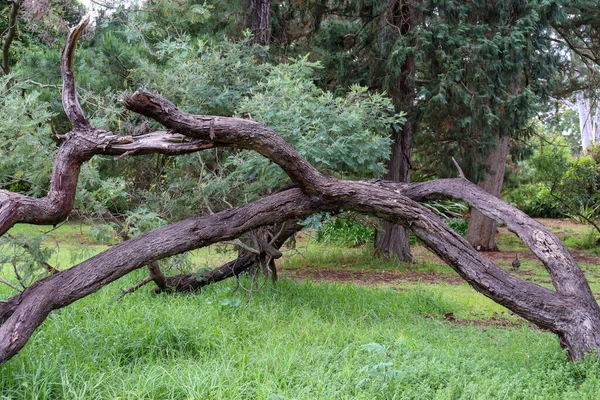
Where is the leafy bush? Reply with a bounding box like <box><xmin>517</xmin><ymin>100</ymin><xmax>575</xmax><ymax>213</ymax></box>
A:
<box><xmin>504</xmin><ymin>183</ymin><xmax>563</xmax><ymax>218</ymax></box>
<box><xmin>313</xmin><ymin>214</ymin><xmax>375</xmax><ymax>247</ymax></box>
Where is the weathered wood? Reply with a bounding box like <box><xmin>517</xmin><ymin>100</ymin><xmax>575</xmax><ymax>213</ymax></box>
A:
<box><xmin>122</xmin><ymin>90</ymin><xmax>328</xmax><ymax>195</ymax></box>
<box><xmin>61</xmin><ymin>17</ymin><xmax>91</xmax><ymax>130</ymax></box>
<box><xmin>156</xmin><ymin>220</ymin><xmax>301</xmax><ymax>293</ymax></box>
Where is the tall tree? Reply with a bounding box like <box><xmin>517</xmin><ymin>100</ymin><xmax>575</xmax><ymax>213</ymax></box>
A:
<box><xmin>414</xmin><ymin>0</ymin><xmax>559</xmax><ymax>251</ymax></box>
<box><xmin>250</xmin><ymin>0</ymin><xmax>270</xmax><ymax>45</ymax></box>
<box><xmin>373</xmin><ymin>0</ymin><xmax>416</xmax><ymax>260</ymax></box>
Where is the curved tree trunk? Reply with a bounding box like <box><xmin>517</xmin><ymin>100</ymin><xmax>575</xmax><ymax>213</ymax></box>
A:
<box><xmin>3</xmin><ymin>19</ymin><xmax>600</xmax><ymax>365</ymax></box>
<box><xmin>466</xmin><ymin>133</ymin><xmax>510</xmax><ymax>251</ymax></box>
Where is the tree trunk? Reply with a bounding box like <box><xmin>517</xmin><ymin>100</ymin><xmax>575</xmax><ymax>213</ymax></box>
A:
<box><xmin>375</xmin><ymin>124</ymin><xmax>413</xmax><ymax>260</ymax></box>
<box><xmin>577</xmin><ymin>91</ymin><xmax>593</xmax><ymax>152</ymax></box>
<box><xmin>593</xmin><ymin>102</ymin><xmax>600</xmax><ymax>144</ymax></box>
<box><xmin>249</xmin><ymin>0</ymin><xmax>270</xmax><ymax>45</ymax></box>
<box><xmin>466</xmin><ymin>133</ymin><xmax>510</xmax><ymax>251</ymax></box>
<box><xmin>374</xmin><ymin>0</ymin><xmax>415</xmax><ymax>261</ymax></box>
<box><xmin>1</xmin><ymin>0</ymin><xmax>21</xmax><ymax>76</ymax></box>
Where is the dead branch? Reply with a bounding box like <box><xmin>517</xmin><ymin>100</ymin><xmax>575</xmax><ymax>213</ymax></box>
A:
<box><xmin>61</xmin><ymin>17</ymin><xmax>91</xmax><ymax>130</ymax></box>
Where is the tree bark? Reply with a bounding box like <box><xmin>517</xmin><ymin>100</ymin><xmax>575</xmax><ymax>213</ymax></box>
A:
<box><xmin>157</xmin><ymin>220</ymin><xmax>301</xmax><ymax>292</ymax></box>
<box><xmin>594</xmin><ymin>103</ymin><xmax>600</xmax><ymax>144</ymax></box>
<box><xmin>249</xmin><ymin>0</ymin><xmax>270</xmax><ymax>45</ymax></box>
<box><xmin>1</xmin><ymin>0</ymin><xmax>21</xmax><ymax>76</ymax></box>
<box><xmin>577</xmin><ymin>91</ymin><xmax>594</xmax><ymax>152</ymax></box>
<box><xmin>466</xmin><ymin>133</ymin><xmax>510</xmax><ymax>251</ymax></box>
<box><xmin>374</xmin><ymin>0</ymin><xmax>415</xmax><ymax>261</ymax></box>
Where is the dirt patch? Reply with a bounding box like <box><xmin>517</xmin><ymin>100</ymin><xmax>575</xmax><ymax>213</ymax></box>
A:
<box><xmin>479</xmin><ymin>249</ymin><xmax>600</xmax><ymax>266</ymax></box>
<box><xmin>282</xmin><ymin>267</ymin><xmax>464</xmax><ymax>285</ymax></box>
<box><xmin>416</xmin><ymin>312</ymin><xmax>535</xmax><ymax>328</ymax></box>
<box><xmin>450</xmin><ymin>317</ymin><xmax>530</xmax><ymax>328</ymax></box>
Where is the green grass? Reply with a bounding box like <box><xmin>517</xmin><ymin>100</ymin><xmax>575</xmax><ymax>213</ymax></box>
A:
<box><xmin>3</xmin><ymin>276</ymin><xmax>600</xmax><ymax>399</ymax></box>
<box><xmin>2</xmin><ymin>220</ymin><xmax>600</xmax><ymax>399</ymax></box>
<box><xmin>281</xmin><ymin>242</ymin><xmax>453</xmax><ymax>275</ymax></box>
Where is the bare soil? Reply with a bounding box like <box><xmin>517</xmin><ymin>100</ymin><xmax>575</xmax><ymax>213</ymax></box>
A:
<box><xmin>282</xmin><ymin>268</ymin><xmax>464</xmax><ymax>286</ymax></box>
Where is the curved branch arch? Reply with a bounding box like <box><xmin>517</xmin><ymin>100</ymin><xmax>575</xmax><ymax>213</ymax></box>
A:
<box><xmin>1</xmin><ymin>19</ymin><xmax>600</xmax><ymax>365</ymax></box>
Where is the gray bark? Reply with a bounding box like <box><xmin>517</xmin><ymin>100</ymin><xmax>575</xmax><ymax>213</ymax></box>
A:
<box><xmin>466</xmin><ymin>133</ymin><xmax>510</xmax><ymax>252</ymax></box>
<box><xmin>250</xmin><ymin>0</ymin><xmax>270</xmax><ymax>45</ymax></box>
<box><xmin>593</xmin><ymin>102</ymin><xmax>600</xmax><ymax>144</ymax></box>
<box><xmin>577</xmin><ymin>91</ymin><xmax>594</xmax><ymax>152</ymax></box>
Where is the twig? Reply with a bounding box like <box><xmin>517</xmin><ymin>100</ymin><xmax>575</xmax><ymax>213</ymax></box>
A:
<box><xmin>452</xmin><ymin>157</ymin><xmax>466</xmax><ymax>180</ymax></box>
<box><xmin>0</xmin><ymin>277</ymin><xmax>21</xmax><ymax>293</ymax></box>
<box><xmin>225</xmin><ymin>239</ymin><xmax>260</xmax><ymax>255</ymax></box>
<box><xmin>21</xmin><ymin>80</ymin><xmax>61</xmax><ymax>89</ymax></box>
<box><xmin>117</xmin><ymin>275</ymin><xmax>153</xmax><ymax>299</ymax></box>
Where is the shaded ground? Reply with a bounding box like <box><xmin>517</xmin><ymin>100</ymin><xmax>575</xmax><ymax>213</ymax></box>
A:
<box><xmin>482</xmin><ymin>248</ymin><xmax>600</xmax><ymax>266</ymax></box>
<box><xmin>282</xmin><ymin>218</ymin><xmax>600</xmax><ymax>287</ymax></box>
<box><xmin>282</xmin><ymin>268</ymin><xmax>465</xmax><ymax>286</ymax></box>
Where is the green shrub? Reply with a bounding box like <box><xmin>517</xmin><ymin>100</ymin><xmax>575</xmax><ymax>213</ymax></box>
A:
<box><xmin>504</xmin><ymin>183</ymin><xmax>563</xmax><ymax>218</ymax></box>
<box><xmin>313</xmin><ymin>214</ymin><xmax>375</xmax><ymax>247</ymax></box>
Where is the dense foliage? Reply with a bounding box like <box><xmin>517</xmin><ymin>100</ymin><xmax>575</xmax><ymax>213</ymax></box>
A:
<box><xmin>0</xmin><ymin>0</ymin><xmax>598</xmax><ymax>272</ymax></box>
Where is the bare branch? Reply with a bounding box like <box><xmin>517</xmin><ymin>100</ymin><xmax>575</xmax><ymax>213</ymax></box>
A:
<box><xmin>122</xmin><ymin>90</ymin><xmax>328</xmax><ymax>194</ymax></box>
<box><xmin>227</xmin><ymin>239</ymin><xmax>260</xmax><ymax>255</ymax></box>
<box><xmin>1</xmin><ymin>0</ymin><xmax>21</xmax><ymax>76</ymax></box>
<box><xmin>60</xmin><ymin>17</ymin><xmax>91</xmax><ymax>130</ymax></box>
<box><xmin>117</xmin><ymin>275</ymin><xmax>153</xmax><ymax>299</ymax></box>
<box><xmin>0</xmin><ymin>277</ymin><xmax>21</xmax><ymax>293</ymax></box>
<box><xmin>451</xmin><ymin>157</ymin><xmax>466</xmax><ymax>180</ymax></box>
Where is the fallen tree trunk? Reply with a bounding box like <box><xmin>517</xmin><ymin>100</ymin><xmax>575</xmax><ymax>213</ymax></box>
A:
<box><xmin>2</xmin><ymin>18</ymin><xmax>600</xmax><ymax>365</ymax></box>
<box><xmin>156</xmin><ymin>220</ymin><xmax>302</xmax><ymax>293</ymax></box>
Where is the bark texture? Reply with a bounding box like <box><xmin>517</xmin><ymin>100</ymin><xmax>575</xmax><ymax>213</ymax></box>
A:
<box><xmin>374</xmin><ymin>0</ymin><xmax>415</xmax><ymax>261</ymax></box>
<box><xmin>466</xmin><ymin>133</ymin><xmax>510</xmax><ymax>251</ymax></box>
<box><xmin>1</xmin><ymin>0</ymin><xmax>21</xmax><ymax>76</ymax></box>
<box><xmin>2</xmin><ymin>18</ymin><xmax>600</xmax><ymax>365</ymax></box>
<box><xmin>250</xmin><ymin>0</ymin><xmax>271</xmax><ymax>45</ymax></box>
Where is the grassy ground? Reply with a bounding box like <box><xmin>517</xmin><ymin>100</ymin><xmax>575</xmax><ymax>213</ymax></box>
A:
<box><xmin>1</xmin><ymin>220</ymin><xmax>600</xmax><ymax>399</ymax></box>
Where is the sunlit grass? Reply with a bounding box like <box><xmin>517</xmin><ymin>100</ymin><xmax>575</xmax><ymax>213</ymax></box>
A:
<box><xmin>2</xmin><ymin>275</ymin><xmax>600</xmax><ymax>399</ymax></box>
<box><xmin>2</xmin><ymin>219</ymin><xmax>600</xmax><ymax>398</ymax></box>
